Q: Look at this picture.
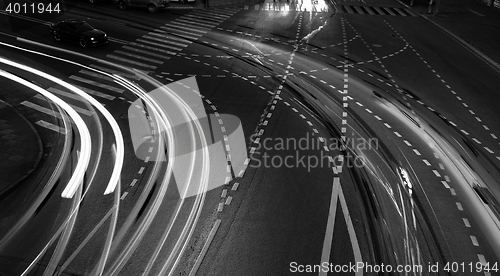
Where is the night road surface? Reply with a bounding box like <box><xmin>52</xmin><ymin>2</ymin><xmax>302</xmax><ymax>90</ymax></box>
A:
<box><xmin>0</xmin><ymin>0</ymin><xmax>500</xmax><ymax>275</ymax></box>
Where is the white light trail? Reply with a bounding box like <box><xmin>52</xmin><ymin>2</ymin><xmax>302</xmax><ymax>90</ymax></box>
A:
<box><xmin>0</xmin><ymin>66</ymin><xmax>91</xmax><ymax>199</ymax></box>
<box><xmin>0</xmin><ymin>56</ymin><xmax>124</xmax><ymax>197</ymax></box>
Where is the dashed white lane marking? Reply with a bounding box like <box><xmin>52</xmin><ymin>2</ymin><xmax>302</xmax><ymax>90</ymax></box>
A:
<box><xmin>384</xmin><ymin>20</ymin><xmax>500</xmax><ymax>162</ymax></box>
<box><xmin>471</xmin><ymin>235</ymin><xmax>479</xmax><ymax>246</ymax></box>
<box><xmin>441</xmin><ymin>181</ymin><xmax>450</xmax><ymax>189</ymax></box>
<box><xmin>340</xmin><ymin>18</ymin><xmax>349</xmax><ymax>143</ymax></box>
<box><xmin>130</xmin><ymin>179</ymin><xmax>137</xmax><ymax>187</ymax></box>
<box><xmin>216</xmin><ymin>14</ymin><xmax>309</xmax><ymax>216</ymax></box>
<box><xmin>336</xmin><ymin>18</ymin><xmax>487</xmax><ymax>261</ymax></box>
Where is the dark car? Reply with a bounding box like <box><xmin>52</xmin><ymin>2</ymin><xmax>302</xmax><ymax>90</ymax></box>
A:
<box><xmin>115</xmin><ymin>0</ymin><xmax>170</xmax><ymax>12</ymax></box>
<box><xmin>49</xmin><ymin>19</ymin><xmax>108</xmax><ymax>47</ymax></box>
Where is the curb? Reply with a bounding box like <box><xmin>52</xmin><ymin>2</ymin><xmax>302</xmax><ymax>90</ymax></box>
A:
<box><xmin>188</xmin><ymin>219</ymin><xmax>221</xmax><ymax>276</ymax></box>
<box><xmin>0</xmin><ymin>100</ymin><xmax>44</xmax><ymax>198</ymax></box>
<box><xmin>397</xmin><ymin>0</ymin><xmax>500</xmax><ymax>74</ymax></box>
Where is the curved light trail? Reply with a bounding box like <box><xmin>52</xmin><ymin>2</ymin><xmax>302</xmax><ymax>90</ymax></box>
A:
<box><xmin>0</xmin><ymin>65</ymin><xmax>92</xmax><ymax>199</ymax></box>
<box><xmin>0</xmin><ymin>42</ymin><xmax>124</xmax><ymax>198</ymax></box>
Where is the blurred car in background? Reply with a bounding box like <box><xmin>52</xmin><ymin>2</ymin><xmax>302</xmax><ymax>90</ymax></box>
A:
<box><xmin>49</xmin><ymin>19</ymin><xmax>108</xmax><ymax>47</ymax></box>
<box><xmin>114</xmin><ymin>0</ymin><xmax>171</xmax><ymax>12</ymax></box>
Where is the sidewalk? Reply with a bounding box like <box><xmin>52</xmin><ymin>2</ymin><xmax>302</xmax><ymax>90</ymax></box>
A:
<box><xmin>398</xmin><ymin>0</ymin><xmax>500</xmax><ymax>71</ymax></box>
<box><xmin>168</xmin><ymin>0</ymin><xmax>262</xmax><ymax>9</ymax></box>
<box><xmin>0</xmin><ymin>100</ymin><xmax>42</xmax><ymax>198</ymax></box>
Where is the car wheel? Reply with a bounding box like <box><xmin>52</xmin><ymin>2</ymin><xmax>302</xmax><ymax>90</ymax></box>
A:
<box><xmin>118</xmin><ymin>0</ymin><xmax>127</xmax><ymax>9</ymax></box>
<box><xmin>147</xmin><ymin>4</ymin><xmax>157</xmax><ymax>12</ymax></box>
<box><xmin>53</xmin><ymin>31</ymin><xmax>61</xmax><ymax>41</ymax></box>
<box><xmin>79</xmin><ymin>38</ymin><xmax>87</xmax><ymax>48</ymax></box>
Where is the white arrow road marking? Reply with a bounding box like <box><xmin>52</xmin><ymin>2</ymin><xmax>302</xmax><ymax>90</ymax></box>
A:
<box><xmin>320</xmin><ymin>176</ymin><xmax>362</xmax><ymax>276</ymax></box>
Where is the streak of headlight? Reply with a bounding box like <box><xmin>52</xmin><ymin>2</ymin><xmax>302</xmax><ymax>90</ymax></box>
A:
<box><xmin>0</xmin><ymin>56</ymin><xmax>124</xmax><ymax>197</ymax></box>
<box><xmin>158</xmin><ymin>83</ymin><xmax>210</xmax><ymax>276</ymax></box>
<box><xmin>301</xmin><ymin>19</ymin><xmax>328</xmax><ymax>42</ymax></box>
<box><xmin>0</xmin><ymin>42</ymin><xmax>124</xmax><ymax>197</ymax></box>
<box><xmin>103</xmin><ymin>75</ymin><xmax>176</xmax><ymax>276</ymax></box>
<box><xmin>113</xmin><ymin>73</ymin><xmax>209</xmax><ymax>276</ymax></box>
<box><xmin>0</xmin><ymin>67</ymin><xmax>91</xmax><ymax>199</ymax></box>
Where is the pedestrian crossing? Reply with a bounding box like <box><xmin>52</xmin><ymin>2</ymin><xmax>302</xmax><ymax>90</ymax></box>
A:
<box><xmin>341</xmin><ymin>5</ymin><xmax>417</xmax><ymax>16</ymax></box>
<box><xmin>23</xmin><ymin>8</ymin><xmax>240</xmax><ymax>133</ymax></box>
<box><xmin>242</xmin><ymin>3</ymin><xmax>416</xmax><ymax>15</ymax></box>
<box><xmin>244</xmin><ymin>3</ymin><xmax>332</xmax><ymax>12</ymax></box>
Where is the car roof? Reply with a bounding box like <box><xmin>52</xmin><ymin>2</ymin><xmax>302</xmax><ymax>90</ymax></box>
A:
<box><xmin>61</xmin><ymin>19</ymin><xmax>87</xmax><ymax>24</ymax></box>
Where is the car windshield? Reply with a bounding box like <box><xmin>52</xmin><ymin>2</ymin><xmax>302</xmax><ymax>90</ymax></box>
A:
<box><xmin>73</xmin><ymin>22</ymin><xmax>93</xmax><ymax>32</ymax></box>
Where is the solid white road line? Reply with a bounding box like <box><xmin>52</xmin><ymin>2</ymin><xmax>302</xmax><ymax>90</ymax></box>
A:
<box><xmin>188</xmin><ymin>219</ymin><xmax>221</xmax><ymax>276</ymax></box>
<box><xmin>320</xmin><ymin>177</ymin><xmax>363</xmax><ymax>276</ymax></box>
<box><xmin>339</xmin><ymin>183</ymin><xmax>363</xmax><ymax>276</ymax></box>
<box><xmin>320</xmin><ymin>177</ymin><xmax>340</xmax><ymax>276</ymax></box>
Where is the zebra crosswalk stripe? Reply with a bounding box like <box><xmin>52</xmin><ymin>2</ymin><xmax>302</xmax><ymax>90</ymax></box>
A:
<box><xmin>72</xmin><ymin>84</ymin><xmax>117</xmax><ymax>101</ymax></box>
<box><xmin>47</xmin><ymin>87</ymin><xmax>84</xmax><ymax>102</ymax></box>
<box><xmin>89</xmin><ymin>65</ymin><xmax>140</xmax><ymax>81</ymax></box>
<box><xmin>193</xmin><ymin>10</ymin><xmax>231</xmax><ymax>19</ymax></box>
<box><xmin>114</xmin><ymin>50</ymin><xmax>164</xmax><ymax>64</ymax></box>
<box><xmin>122</xmin><ymin>46</ymin><xmax>171</xmax><ymax>60</ymax></box>
<box><xmin>36</xmin><ymin>120</ymin><xmax>65</xmax><ymax>134</ymax></box>
<box><xmin>405</xmin><ymin>8</ymin><xmax>417</xmax><ymax>16</ymax></box>
<box><xmin>142</xmin><ymin>36</ymin><xmax>185</xmax><ymax>51</ymax></box>
<box><xmin>382</xmin><ymin>7</ymin><xmax>397</xmax><ymax>15</ymax></box>
<box><xmin>129</xmin><ymin>42</ymin><xmax>177</xmax><ymax>56</ymax></box>
<box><xmin>69</xmin><ymin>75</ymin><xmax>125</xmax><ymax>93</ymax></box>
<box><xmin>21</xmin><ymin>100</ymin><xmax>62</xmax><ymax>118</ymax></box>
<box><xmin>178</xmin><ymin>16</ymin><xmax>218</xmax><ymax>26</ymax></box>
<box><xmin>147</xmin><ymin>33</ymin><xmax>191</xmax><ymax>46</ymax></box>
<box><xmin>176</xmin><ymin>18</ymin><xmax>217</xmax><ymax>28</ymax></box>
<box><xmin>344</xmin><ymin>5</ymin><xmax>355</xmax><ymax>13</ymax></box>
<box><xmin>159</xmin><ymin>27</ymin><xmax>201</xmax><ymax>40</ymax></box>
<box><xmin>79</xmin><ymin>69</ymin><xmax>114</xmax><ymax>81</ymax></box>
<box><xmin>34</xmin><ymin>94</ymin><xmax>95</xmax><ymax>116</ymax></box>
<box><xmin>107</xmin><ymin>54</ymin><xmax>157</xmax><ymax>69</ymax></box>
<box><xmin>164</xmin><ymin>23</ymin><xmax>208</xmax><ymax>33</ymax></box>
<box><xmin>353</xmin><ymin>5</ymin><xmax>364</xmax><ymax>13</ymax></box>
<box><xmin>181</xmin><ymin>14</ymin><xmax>224</xmax><ymax>23</ymax></box>
<box><xmin>365</xmin><ymin>6</ymin><xmax>376</xmax><ymax>14</ymax></box>
<box><xmin>394</xmin><ymin>8</ymin><xmax>408</xmax><ymax>16</ymax></box>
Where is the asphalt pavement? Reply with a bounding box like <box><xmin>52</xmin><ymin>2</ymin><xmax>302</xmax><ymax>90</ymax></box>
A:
<box><xmin>398</xmin><ymin>0</ymin><xmax>500</xmax><ymax>70</ymax></box>
<box><xmin>0</xmin><ymin>100</ymin><xmax>42</xmax><ymax>198</ymax></box>
<box><xmin>1</xmin><ymin>0</ymin><xmax>498</xmax><ymax>211</ymax></box>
